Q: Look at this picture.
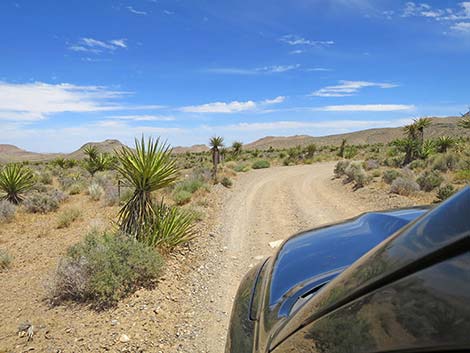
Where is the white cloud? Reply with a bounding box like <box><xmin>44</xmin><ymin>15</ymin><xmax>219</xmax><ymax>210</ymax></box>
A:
<box><xmin>280</xmin><ymin>35</ymin><xmax>334</xmax><ymax>47</ymax></box>
<box><xmin>180</xmin><ymin>96</ymin><xmax>284</xmax><ymax>113</ymax></box>
<box><xmin>207</xmin><ymin>64</ymin><xmax>300</xmax><ymax>75</ymax></box>
<box><xmin>105</xmin><ymin>115</ymin><xmax>176</xmax><ymax>121</ymax></box>
<box><xmin>68</xmin><ymin>37</ymin><xmax>127</xmax><ymax>54</ymax></box>
<box><xmin>316</xmin><ymin>104</ymin><xmax>415</xmax><ymax>112</ymax></box>
<box><xmin>310</xmin><ymin>80</ymin><xmax>398</xmax><ymax>97</ymax></box>
<box><xmin>127</xmin><ymin>6</ymin><xmax>147</xmax><ymax>15</ymax></box>
<box><xmin>401</xmin><ymin>2</ymin><xmax>470</xmax><ymax>21</ymax></box>
<box><xmin>451</xmin><ymin>22</ymin><xmax>470</xmax><ymax>33</ymax></box>
<box><xmin>0</xmin><ymin>82</ymin><xmax>160</xmax><ymax>121</ymax></box>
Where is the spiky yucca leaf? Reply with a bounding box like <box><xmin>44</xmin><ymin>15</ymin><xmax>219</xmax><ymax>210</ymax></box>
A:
<box><xmin>0</xmin><ymin>164</ymin><xmax>35</xmax><ymax>204</ymax></box>
<box><xmin>116</xmin><ymin>137</ymin><xmax>178</xmax><ymax>239</ymax></box>
<box><xmin>145</xmin><ymin>201</ymin><xmax>196</xmax><ymax>252</ymax></box>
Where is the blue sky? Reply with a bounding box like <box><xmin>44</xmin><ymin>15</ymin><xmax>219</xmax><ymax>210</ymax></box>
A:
<box><xmin>0</xmin><ymin>0</ymin><xmax>469</xmax><ymax>152</ymax></box>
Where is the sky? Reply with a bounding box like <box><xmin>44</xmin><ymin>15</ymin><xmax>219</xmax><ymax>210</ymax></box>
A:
<box><xmin>0</xmin><ymin>0</ymin><xmax>469</xmax><ymax>152</ymax></box>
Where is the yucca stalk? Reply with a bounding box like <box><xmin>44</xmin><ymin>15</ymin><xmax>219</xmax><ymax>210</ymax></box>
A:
<box><xmin>116</xmin><ymin>137</ymin><xmax>178</xmax><ymax>239</ymax></box>
<box><xmin>0</xmin><ymin>164</ymin><xmax>35</xmax><ymax>204</ymax></box>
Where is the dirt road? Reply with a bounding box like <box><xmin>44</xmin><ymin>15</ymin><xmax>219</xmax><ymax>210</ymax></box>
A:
<box><xmin>189</xmin><ymin>162</ymin><xmax>387</xmax><ymax>353</ymax></box>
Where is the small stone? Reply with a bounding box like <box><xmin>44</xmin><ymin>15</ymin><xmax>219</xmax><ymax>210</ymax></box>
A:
<box><xmin>269</xmin><ymin>239</ymin><xmax>284</xmax><ymax>249</ymax></box>
<box><xmin>119</xmin><ymin>334</ymin><xmax>130</xmax><ymax>343</ymax></box>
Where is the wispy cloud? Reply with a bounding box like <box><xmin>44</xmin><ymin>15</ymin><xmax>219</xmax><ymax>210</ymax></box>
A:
<box><xmin>127</xmin><ymin>6</ymin><xmax>147</xmax><ymax>15</ymax></box>
<box><xmin>207</xmin><ymin>64</ymin><xmax>300</xmax><ymax>75</ymax></box>
<box><xmin>451</xmin><ymin>22</ymin><xmax>470</xmax><ymax>33</ymax></box>
<box><xmin>0</xmin><ymin>82</ymin><xmax>160</xmax><ymax>121</ymax></box>
<box><xmin>280</xmin><ymin>35</ymin><xmax>334</xmax><ymax>47</ymax></box>
<box><xmin>315</xmin><ymin>104</ymin><xmax>415</xmax><ymax>112</ymax></box>
<box><xmin>310</xmin><ymin>80</ymin><xmax>398</xmax><ymax>97</ymax></box>
<box><xmin>105</xmin><ymin>115</ymin><xmax>176</xmax><ymax>121</ymax></box>
<box><xmin>68</xmin><ymin>37</ymin><xmax>127</xmax><ymax>54</ymax></box>
<box><xmin>179</xmin><ymin>96</ymin><xmax>285</xmax><ymax>113</ymax></box>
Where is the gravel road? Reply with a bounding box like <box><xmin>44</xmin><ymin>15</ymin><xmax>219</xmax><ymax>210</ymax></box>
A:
<box><xmin>191</xmin><ymin>162</ymin><xmax>383</xmax><ymax>353</ymax></box>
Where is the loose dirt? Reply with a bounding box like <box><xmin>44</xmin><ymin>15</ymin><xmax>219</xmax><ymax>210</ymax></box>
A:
<box><xmin>0</xmin><ymin>162</ymin><xmax>423</xmax><ymax>353</ymax></box>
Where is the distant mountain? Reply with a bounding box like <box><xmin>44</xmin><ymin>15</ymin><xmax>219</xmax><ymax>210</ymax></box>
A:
<box><xmin>0</xmin><ymin>144</ymin><xmax>62</xmax><ymax>163</ymax></box>
<box><xmin>172</xmin><ymin>144</ymin><xmax>209</xmax><ymax>154</ymax></box>
<box><xmin>67</xmin><ymin>139</ymin><xmax>128</xmax><ymax>160</ymax></box>
<box><xmin>245</xmin><ymin>116</ymin><xmax>470</xmax><ymax>150</ymax></box>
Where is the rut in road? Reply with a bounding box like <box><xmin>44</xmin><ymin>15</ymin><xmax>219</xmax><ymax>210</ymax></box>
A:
<box><xmin>202</xmin><ymin>162</ymin><xmax>373</xmax><ymax>353</ymax></box>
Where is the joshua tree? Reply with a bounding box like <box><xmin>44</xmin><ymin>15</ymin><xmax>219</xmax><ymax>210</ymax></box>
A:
<box><xmin>232</xmin><ymin>141</ymin><xmax>243</xmax><ymax>157</ymax></box>
<box><xmin>435</xmin><ymin>136</ymin><xmax>455</xmax><ymax>153</ymax></box>
<box><xmin>0</xmin><ymin>163</ymin><xmax>35</xmax><ymax>204</ymax></box>
<box><xmin>116</xmin><ymin>137</ymin><xmax>178</xmax><ymax>239</ymax></box>
<box><xmin>83</xmin><ymin>145</ymin><xmax>99</xmax><ymax>160</ymax></box>
<box><xmin>413</xmin><ymin>117</ymin><xmax>432</xmax><ymax>145</ymax></box>
<box><xmin>459</xmin><ymin>110</ymin><xmax>470</xmax><ymax>129</ymax></box>
<box><xmin>305</xmin><ymin>143</ymin><xmax>317</xmax><ymax>158</ymax></box>
<box><xmin>338</xmin><ymin>139</ymin><xmax>347</xmax><ymax>158</ymax></box>
<box><xmin>209</xmin><ymin>136</ymin><xmax>224</xmax><ymax>181</ymax></box>
<box><xmin>392</xmin><ymin>138</ymin><xmax>419</xmax><ymax>165</ymax></box>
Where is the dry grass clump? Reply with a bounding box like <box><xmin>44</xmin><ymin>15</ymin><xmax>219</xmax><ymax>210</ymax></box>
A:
<box><xmin>0</xmin><ymin>200</ymin><xmax>16</xmax><ymax>223</ymax></box>
<box><xmin>49</xmin><ymin>231</ymin><xmax>164</xmax><ymax>309</ymax></box>
<box><xmin>0</xmin><ymin>249</ymin><xmax>12</xmax><ymax>271</ymax></box>
<box><xmin>88</xmin><ymin>183</ymin><xmax>104</xmax><ymax>201</ymax></box>
<box><xmin>57</xmin><ymin>208</ymin><xmax>82</xmax><ymax>229</ymax></box>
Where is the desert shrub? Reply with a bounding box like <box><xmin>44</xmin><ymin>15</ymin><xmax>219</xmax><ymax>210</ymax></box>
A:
<box><xmin>0</xmin><ymin>163</ymin><xmax>35</xmax><ymax>204</ymax></box>
<box><xmin>57</xmin><ymin>208</ymin><xmax>81</xmax><ymax>229</ymax></box>
<box><xmin>36</xmin><ymin>170</ymin><xmax>53</xmax><ymax>185</ymax></box>
<box><xmin>416</xmin><ymin>170</ymin><xmax>444</xmax><ymax>192</ymax></box>
<box><xmin>68</xmin><ymin>183</ymin><xmax>82</xmax><ymax>195</ymax></box>
<box><xmin>0</xmin><ymin>200</ymin><xmax>16</xmax><ymax>223</ymax></box>
<box><xmin>383</xmin><ymin>169</ymin><xmax>401</xmax><ymax>184</ymax></box>
<box><xmin>221</xmin><ymin>177</ymin><xmax>233</xmax><ymax>188</ymax></box>
<box><xmin>24</xmin><ymin>190</ymin><xmax>67</xmax><ymax>214</ymax></box>
<box><xmin>143</xmin><ymin>202</ymin><xmax>196</xmax><ymax>251</ymax></box>
<box><xmin>334</xmin><ymin>160</ymin><xmax>350</xmax><ymax>177</ymax></box>
<box><xmin>390</xmin><ymin>177</ymin><xmax>420</xmax><ymax>196</ymax></box>
<box><xmin>88</xmin><ymin>183</ymin><xmax>104</xmax><ymax>201</ymax></box>
<box><xmin>431</xmin><ymin>153</ymin><xmax>460</xmax><ymax>172</ymax></box>
<box><xmin>454</xmin><ymin>170</ymin><xmax>470</xmax><ymax>184</ymax></box>
<box><xmin>252</xmin><ymin>160</ymin><xmax>270</xmax><ymax>169</ymax></box>
<box><xmin>174</xmin><ymin>177</ymin><xmax>206</xmax><ymax>195</ymax></box>
<box><xmin>102</xmin><ymin>186</ymin><xmax>119</xmax><ymax>206</ymax></box>
<box><xmin>436</xmin><ymin>184</ymin><xmax>456</xmax><ymax>202</ymax></box>
<box><xmin>408</xmin><ymin>159</ymin><xmax>426</xmax><ymax>170</ymax></box>
<box><xmin>343</xmin><ymin>146</ymin><xmax>358</xmax><ymax>159</ymax></box>
<box><xmin>234</xmin><ymin>163</ymin><xmax>250</xmax><ymax>172</ymax></box>
<box><xmin>50</xmin><ymin>231</ymin><xmax>164</xmax><ymax>308</ymax></box>
<box><xmin>31</xmin><ymin>182</ymin><xmax>49</xmax><ymax>193</ymax></box>
<box><xmin>0</xmin><ymin>249</ymin><xmax>12</xmax><ymax>271</ymax></box>
<box><xmin>384</xmin><ymin>156</ymin><xmax>403</xmax><ymax>168</ymax></box>
<box><xmin>119</xmin><ymin>188</ymin><xmax>134</xmax><ymax>205</ymax></box>
<box><xmin>371</xmin><ymin>170</ymin><xmax>381</xmax><ymax>178</ymax></box>
<box><xmin>363</xmin><ymin>159</ymin><xmax>379</xmax><ymax>170</ymax></box>
<box><xmin>345</xmin><ymin>163</ymin><xmax>369</xmax><ymax>188</ymax></box>
<box><xmin>173</xmin><ymin>190</ymin><xmax>192</xmax><ymax>205</ymax></box>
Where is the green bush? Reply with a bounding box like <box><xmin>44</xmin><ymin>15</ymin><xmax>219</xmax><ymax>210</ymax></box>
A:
<box><xmin>371</xmin><ymin>170</ymin><xmax>381</xmax><ymax>178</ymax></box>
<box><xmin>416</xmin><ymin>170</ymin><xmax>444</xmax><ymax>192</ymax></box>
<box><xmin>174</xmin><ymin>177</ymin><xmax>206</xmax><ymax>194</ymax></box>
<box><xmin>24</xmin><ymin>190</ymin><xmax>68</xmax><ymax>213</ymax></box>
<box><xmin>36</xmin><ymin>170</ymin><xmax>53</xmax><ymax>185</ymax></box>
<box><xmin>234</xmin><ymin>163</ymin><xmax>250</xmax><ymax>173</ymax></box>
<box><xmin>252</xmin><ymin>160</ymin><xmax>271</xmax><ymax>169</ymax></box>
<box><xmin>50</xmin><ymin>231</ymin><xmax>164</xmax><ymax>309</ymax></box>
<box><xmin>390</xmin><ymin>177</ymin><xmax>420</xmax><ymax>196</ymax></box>
<box><xmin>345</xmin><ymin>163</ymin><xmax>369</xmax><ymax>188</ymax></box>
<box><xmin>383</xmin><ymin>169</ymin><xmax>402</xmax><ymax>184</ymax></box>
<box><xmin>68</xmin><ymin>183</ymin><xmax>82</xmax><ymax>195</ymax></box>
<box><xmin>431</xmin><ymin>153</ymin><xmax>460</xmax><ymax>172</ymax></box>
<box><xmin>454</xmin><ymin>170</ymin><xmax>470</xmax><ymax>184</ymax></box>
<box><xmin>221</xmin><ymin>177</ymin><xmax>233</xmax><ymax>188</ymax></box>
<box><xmin>0</xmin><ymin>249</ymin><xmax>12</xmax><ymax>271</ymax></box>
<box><xmin>173</xmin><ymin>190</ymin><xmax>192</xmax><ymax>205</ymax></box>
<box><xmin>436</xmin><ymin>184</ymin><xmax>456</xmax><ymax>202</ymax></box>
<box><xmin>0</xmin><ymin>200</ymin><xmax>16</xmax><ymax>223</ymax></box>
<box><xmin>408</xmin><ymin>159</ymin><xmax>426</xmax><ymax>170</ymax></box>
<box><xmin>57</xmin><ymin>208</ymin><xmax>81</xmax><ymax>229</ymax></box>
<box><xmin>334</xmin><ymin>160</ymin><xmax>350</xmax><ymax>177</ymax></box>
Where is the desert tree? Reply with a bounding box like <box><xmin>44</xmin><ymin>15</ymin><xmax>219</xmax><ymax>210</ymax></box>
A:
<box><xmin>413</xmin><ymin>117</ymin><xmax>432</xmax><ymax>145</ymax></box>
<box><xmin>338</xmin><ymin>139</ymin><xmax>347</xmax><ymax>158</ymax></box>
<box><xmin>231</xmin><ymin>141</ymin><xmax>243</xmax><ymax>158</ymax></box>
<box><xmin>0</xmin><ymin>163</ymin><xmax>35</xmax><ymax>204</ymax></box>
<box><xmin>435</xmin><ymin>136</ymin><xmax>455</xmax><ymax>153</ymax></box>
<box><xmin>305</xmin><ymin>143</ymin><xmax>317</xmax><ymax>158</ymax></box>
<box><xmin>116</xmin><ymin>136</ymin><xmax>178</xmax><ymax>239</ymax></box>
<box><xmin>209</xmin><ymin>136</ymin><xmax>224</xmax><ymax>181</ymax></box>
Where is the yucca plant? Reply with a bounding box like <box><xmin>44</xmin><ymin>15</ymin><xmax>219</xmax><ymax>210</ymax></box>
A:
<box><xmin>459</xmin><ymin>116</ymin><xmax>470</xmax><ymax>129</ymax></box>
<box><xmin>144</xmin><ymin>200</ymin><xmax>196</xmax><ymax>252</ymax></box>
<box><xmin>0</xmin><ymin>164</ymin><xmax>35</xmax><ymax>204</ymax></box>
<box><xmin>116</xmin><ymin>137</ymin><xmax>178</xmax><ymax>239</ymax></box>
<box><xmin>209</xmin><ymin>136</ymin><xmax>224</xmax><ymax>181</ymax></box>
<box><xmin>435</xmin><ymin>136</ymin><xmax>455</xmax><ymax>153</ymax></box>
<box><xmin>231</xmin><ymin>141</ymin><xmax>243</xmax><ymax>157</ymax></box>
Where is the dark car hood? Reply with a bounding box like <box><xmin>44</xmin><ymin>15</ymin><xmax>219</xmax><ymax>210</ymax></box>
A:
<box><xmin>256</xmin><ymin>207</ymin><xmax>428</xmax><ymax>350</ymax></box>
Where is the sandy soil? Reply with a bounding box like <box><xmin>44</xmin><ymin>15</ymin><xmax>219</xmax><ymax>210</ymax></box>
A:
<box><xmin>0</xmin><ymin>162</ymin><xmax>423</xmax><ymax>353</ymax></box>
